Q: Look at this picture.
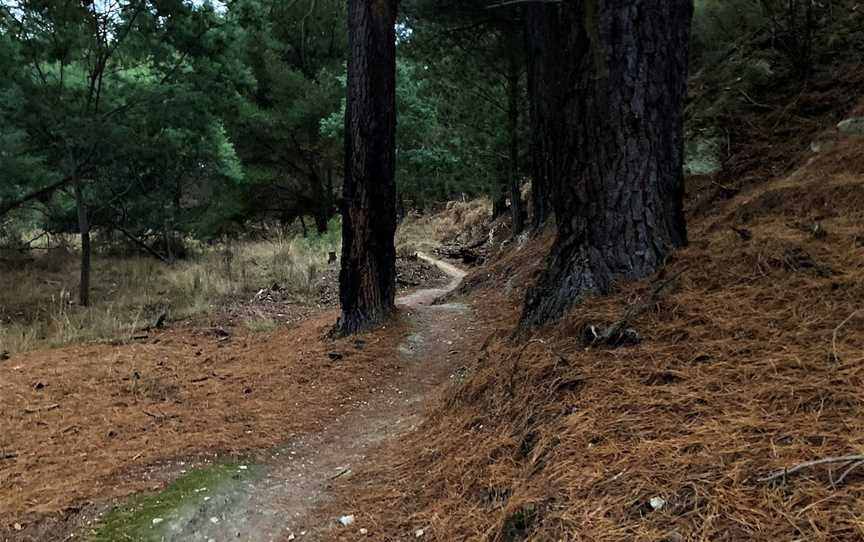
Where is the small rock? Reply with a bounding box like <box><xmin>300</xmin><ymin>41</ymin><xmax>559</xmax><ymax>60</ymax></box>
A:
<box><xmin>415</xmin><ymin>528</ymin><xmax>425</xmax><ymax>538</ymax></box>
<box><xmin>811</xmin><ymin>138</ymin><xmax>837</xmax><ymax>153</ymax></box>
<box><xmin>360</xmin><ymin>528</ymin><xmax>369</xmax><ymax>535</ymax></box>
<box><xmin>684</xmin><ymin>128</ymin><xmax>724</xmax><ymax>176</ymax></box>
<box><xmin>328</xmin><ymin>352</ymin><xmax>344</xmax><ymax>361</ymax></box>
<box><xmin>649</xmin><ymin>496</ymin><xmax>666</xmax><ymax>511</ymax></box>
<box><xmin>151</xmin><ymin>518</ymin><xmax>164</xmax><ymax>526</ymax></box>
<box><xmin>338</xmin><ymin>515</ymin><xmax>355</xmax><ymax>527</ymax></box>
<box><xmin>837</xmin><ymin>117</ymin><xmax>864</xmax><ymax>136</ymax></box>
<box><xmin>287</xmin><ymin>535</ymin><xmax>296</xmax><ymax>541</ymax></box>
<box><xmin>210</xmin><ymin>516</ymin><xmax>220</xmax><ymax>524</ymax></box>
<box><xmin>13</xmin><ymin>522</ymin><xmax>23</xmax><ymax>531</ymax></box>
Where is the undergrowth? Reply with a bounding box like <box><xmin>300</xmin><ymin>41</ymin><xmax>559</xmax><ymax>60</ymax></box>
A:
<box><xmin>0</xmin><ymin>221</ymin><xmax>341</xmax><ymax>354</ymax></box>
<box><xmin>397</xmin><ymin>198</ymin><xmax>492</xmax><ymax>254</ymax></box>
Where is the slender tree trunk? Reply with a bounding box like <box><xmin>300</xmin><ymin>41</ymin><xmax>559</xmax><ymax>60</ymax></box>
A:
<box><xmin>523</xmin><ymin>4</ymin><xmax>560</xmax><ymax>231</ymax></box>
<box><xmin>335</xmin><ymin>0</ymin><xmax>399</xmax><ymax>336</ymax></box>
<box><xmin>75</xmin><ymin>181</ymin><xmax>92</xmax><ymax>307</ymax></box>
<box><xmin>397</xmin><ymin>191</ymin><xmax>407</xmax><ymax>220</ymax></box>
<box><xmin>506</xmin><ymin>40</ymin><xmax>524</xmax><ymax>237</ymax></box>
<box><xmin>492</xmin><ymin>180</ymin><xmax>508</xmax><ymax>219</ymax></box>
<box><xmin>299</xmin><ymin>215</ymin><xmax>309</xmax><ymax>238</ymax></box>
<box><xmin>314</xmin><ymin>212</ymin><xmax>329</xmax><ymax>235</ymax></box>
<box><xmin>522</xmin><ymin>0</ymin><xmax>692</xmax><ymax>327</ymax></box>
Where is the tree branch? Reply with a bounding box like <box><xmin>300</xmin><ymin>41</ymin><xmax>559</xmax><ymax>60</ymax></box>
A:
<box><xmin>0</xmin><ymin>177</ymin><xmax>72</xmax><ymax>218</ymax></box>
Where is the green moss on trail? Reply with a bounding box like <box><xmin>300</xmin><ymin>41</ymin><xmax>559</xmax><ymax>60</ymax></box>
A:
<box><xmin>84</xmin><ymin>462</ymin><xmax>256</xmax><ymax>542</ymax></box>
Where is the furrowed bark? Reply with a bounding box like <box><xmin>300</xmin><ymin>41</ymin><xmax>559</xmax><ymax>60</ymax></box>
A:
<box><xmin>522</xmin><ymin>0</ymin><xmax>692</xmax><ymax>327</ymax></box>
<box><xmin>524</xmin><ymin>3</ymin><xmax>562</xmax><ymax>231</ymax></box>
<box><xmin>335</xmin><ymin>0</ymin><xmax>399</xmax><ymax>336</ymax></box>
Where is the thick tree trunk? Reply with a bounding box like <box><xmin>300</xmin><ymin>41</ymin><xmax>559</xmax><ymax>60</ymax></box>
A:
<box><xmin>506</xmin><ymin>40</ymin><xmax>525</xmax><ymax>237</ymax></box>
<box><xmin>523</xmin><ymin>4</ymin><xmax>560</xmax><ymax>231</ymax></box>
<box><xmin>335</xmin><ymin>0</ymin><xmax>399</xmax><ymax>336</ymax></box>
<box><xmin>522</xmin><ymin>0</ymin><xmax>692</xmax><ymax>327</ymax></box>
<box><xmin>75</xmin><ymin>181</ymin><xmax>92</xmax><ymax>307</ymax></box>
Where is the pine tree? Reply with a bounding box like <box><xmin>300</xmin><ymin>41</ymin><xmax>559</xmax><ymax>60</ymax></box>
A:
<box><xmin>522</xmin><ymin>0</ymin><xmax>693</xmax><ymax>326</ymax></box>
<box><xmin>335</xmin><ymin>0</ymin><xmax>400</xmax><ymax>335</ymax></box>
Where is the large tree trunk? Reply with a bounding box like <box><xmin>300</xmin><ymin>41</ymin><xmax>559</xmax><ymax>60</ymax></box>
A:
<box><xmin>335</xmin><ymin>0</ymin><xmax>399</xmax><ymax>336</ymax></box>
<box><xmin>506</xmin><ymin>38</ymin><xmax>525</xmax><ymax>237</ymax></box>
<box><xmin>75</xmin><ymin>181</ymin><xmax>92</xmax><ymax>307</ymax></box>
<box><xmin>523</xmin><ymin>3</ymin><xmax>560</xmax><ymax>231</ymax></box>
<box><xmin>522</xmin><ymin>0</ymin><xmax>692</xmax><ymax>327</ymax></box>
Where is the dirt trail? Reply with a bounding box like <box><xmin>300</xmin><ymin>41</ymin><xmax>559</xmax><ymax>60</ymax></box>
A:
<box><xmin>156</xmin><ymin>254</ymin><xmax>468</xmax><ymax>542</ymax></box>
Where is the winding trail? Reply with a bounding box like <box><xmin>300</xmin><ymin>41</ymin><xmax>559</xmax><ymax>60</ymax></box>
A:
<box><xmin>162</xmin><ymin>254</ymin><xmax>468</xmax><ymax>541</ymax></box>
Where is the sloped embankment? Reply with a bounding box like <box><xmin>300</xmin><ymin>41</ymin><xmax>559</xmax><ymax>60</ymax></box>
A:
<box><xmin>323</xmin><ymin>119</ymin><xmax>864</xmax><ymax>540</ymax></box>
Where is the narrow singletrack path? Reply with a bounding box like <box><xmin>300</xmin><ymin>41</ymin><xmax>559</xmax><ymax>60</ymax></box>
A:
<box><xmin>161</xmin><ymin>254</ymin><xmax>469</xmax><ymax>541</ymax></box>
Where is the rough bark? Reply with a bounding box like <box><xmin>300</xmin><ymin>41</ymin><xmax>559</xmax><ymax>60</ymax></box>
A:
<box><xmin>523</xmin><ymin>3</ymin><xmax>560</xmax><ymax>231</ymax></box>
<box><xmin>75</xmin><ymin>181</ymin><xmax>92</xmax><ymax>307</ymax></box>
<box><xmin>492</xmin><ymin>186</ymin><xmax>508</xmax><ymax>220</ymax></box>
<box><xmin>506</xmin><ymin>39</ymin><xmax>525</xmax><ymax>236</ymax></box>
<box><xmin>522</xmin><ymin>0</ymin><xmax>692</xmax><ymax>327</ymax></box>
<box><xmin>335</xmin><ymin>0</ymin><xmax>399</xmax><ymax>336</ymax></box>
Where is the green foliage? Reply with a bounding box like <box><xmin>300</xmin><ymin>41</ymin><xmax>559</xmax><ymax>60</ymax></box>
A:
<box><xmin>0</xmin><ymin>0</ymin><xmax>253</xmax><ymax>244</ymax></box>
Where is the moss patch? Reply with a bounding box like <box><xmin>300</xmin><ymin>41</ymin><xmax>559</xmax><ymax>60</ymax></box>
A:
<box><xmin>84</xmin><ymin>462</ymin><xmax>257</xmax><ymax>542</ymax></box>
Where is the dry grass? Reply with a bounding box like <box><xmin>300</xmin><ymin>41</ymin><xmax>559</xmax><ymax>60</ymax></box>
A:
<box><xmin>397</xmin><ymin>198</ymin><xmax>493</xmax><ymax>254</ymax></box>
<box><xmin>0</xmin><ymin>228</ymin><xmax>340</xmax><ymax>355</ymax></box>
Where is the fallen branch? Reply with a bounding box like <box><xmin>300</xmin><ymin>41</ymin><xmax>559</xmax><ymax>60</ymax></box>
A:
<box><xmin>116</xmin><ymin>226</ymin><xmax>171</xmax><ymax>264</ymax></box>
<box><xmin>759</xmin><ymin>455</ymin><xmax>864</xmax><ymax>483</ymax></box>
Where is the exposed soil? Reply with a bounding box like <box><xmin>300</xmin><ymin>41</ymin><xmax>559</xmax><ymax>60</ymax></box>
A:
<box><xmin>144</xmin><ymin>254</ymin><xmax>470</xmax><ymax>542</ymax></box>
<box><xmin>0</xmin><ymin>256</ymin><xmax>463</xmax><ymax>542</ymax></box>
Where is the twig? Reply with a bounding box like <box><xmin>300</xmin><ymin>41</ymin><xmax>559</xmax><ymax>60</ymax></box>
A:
<box><xmin>527</xmin><ymin>338</ymin><xmax>571</xmax><ymax>364</ymax></box>
<box><xmin>831</xmin><ymin>310</ymin><xmax>860</xmax><ymax>362</ymax></box>
<box><xmin>486</xmin><ymin>0</ymin><xmax>560</xmax><ymax>8</ymax></box>
<box><xmin>836</xmin><ymin>459</ymin><xmax>864</xmax><ymax>485</ymax></box>
<box><xmin>759</xmin><ymin>455</ymin><xmax>864</xmax><ymax>482</ymax></box>
<box><xmin>329</xmin><ymin>468</ymin><xmax>351</xmax><ymax>480</ymax></box>
<box><xmin>623</xmin><ymin>266</ymin><xmax>690</xmax><ymax>322</ymax></box>
<box><xmin>1</xmin><ymin>451</ymin><xmax>17</xmax><ymax>460</ymax></box>
<box><xmin>23</xmin><ymin>403</ymin><xmax>60</xmax><ymax>414</ymax></box>
<box><xmin>738</xmin><ymin>89</ymin><xmax>772</xmax><ymax>109</ymax></box>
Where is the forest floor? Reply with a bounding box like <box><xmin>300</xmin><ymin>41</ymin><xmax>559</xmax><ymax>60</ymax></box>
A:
<box><xmin>4</xmin><ymin>129</ymin><xmax>864</xmax><ymax>542</ymax></box>
<box><xmin>0</xmin><ymin>253</ymin><xmax>470</xmax><ymax>542</ymax></box>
